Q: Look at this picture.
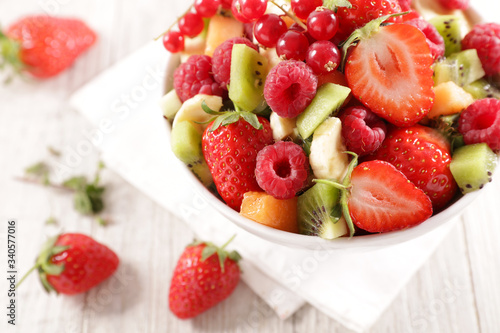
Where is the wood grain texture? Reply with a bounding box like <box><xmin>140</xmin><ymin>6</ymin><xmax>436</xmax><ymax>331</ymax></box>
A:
<box><xmin>1</xmin><ymin>0</ymin><xmax>500</xmax><ymax>332</ymax></box>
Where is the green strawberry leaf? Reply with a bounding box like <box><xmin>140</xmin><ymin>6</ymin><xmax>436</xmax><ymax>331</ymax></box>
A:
<box><xmin>239</xmin><ymin>112</ymin><xmax>263</xmax><ymax>130</ymax></box>
<box><xmin>62</xmin><ymin>176</ymin><xmax>87</xmax><ymax>190</ymax></box>
<box><xmin>201</xmin><ymin>100</ymin><xmax>225</xmax><ymax>116</ymax></box>
<box><xmin>40</xmin><ymin>262</ymin><xmax>65</xmax><ymax>276</ymax></box>
<box><xmin>201</xmin><ymin>244</ymin><xmax>217</xmax><ymax>261</ymax></box>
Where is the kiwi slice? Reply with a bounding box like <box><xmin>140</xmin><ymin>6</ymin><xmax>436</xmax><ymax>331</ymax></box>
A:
<box><xmin>296</xmin><ymin>83</ymin><xmax>351</xmax><ymax>139</ymax></box>
<box><xmin>229</xmin><ymin>43</ymin><xmax>269</xmax><ymax>112</ymax></box>
<box><xmin>170</xmin><ymin>121</ymin><xmax>213</xmax><ymax>186</ymax></box>
<box><xmin>450</xmin><ymin>143</ymin><xmax>498</xmax><ymax>194</ymax></box>
<box><xmin>433</xmin><ymin>49</ymin><xmax>485</xmax><ymax>87</ymax></box>
<box><xmin>429</xmin><ymin>15</ymin><xmax>462</xmax><ymax>57</ymax></box>
<box><xmin>297</xmin><ymin>182</ymin><xmax>348</xmax><ymax>239</ymax></box>
<box><xmin>464</xmin><ymin>79</ymin><xmax>500</xmax><ymax>100</ymax></box>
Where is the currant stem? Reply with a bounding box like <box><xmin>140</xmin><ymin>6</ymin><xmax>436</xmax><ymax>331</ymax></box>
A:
<box><xmin>154</xmin><ymin>4</ymin><xmax>194</xmax><ymax>40</ymax></box>
<box><xmin>268</xmin><ymin>0</ymin><xmax>307</xmax><ymax>30</ymax></box>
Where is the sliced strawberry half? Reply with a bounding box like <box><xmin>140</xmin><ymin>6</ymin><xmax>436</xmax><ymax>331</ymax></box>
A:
<box><xmin>345</xmin><ymin>23</ymin><xmax>435</xmax><ymax>127</ymax></box>
<box><xmin>348</xmin><ymin>160</ymin><xmax>433</xmax><ymax>233</ymax></box>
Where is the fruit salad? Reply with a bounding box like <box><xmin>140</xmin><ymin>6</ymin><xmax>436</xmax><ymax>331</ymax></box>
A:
<box><xmin>160</xmin><ymin>0</ymin><xmax>500</xmax><ymax>239</ymax></box>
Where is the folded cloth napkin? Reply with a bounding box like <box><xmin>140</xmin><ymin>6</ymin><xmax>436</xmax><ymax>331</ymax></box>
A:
<box><xmin>70</xmin><ymin>40</ymin><xmax>456</xmax><ymax>332</ymax></box>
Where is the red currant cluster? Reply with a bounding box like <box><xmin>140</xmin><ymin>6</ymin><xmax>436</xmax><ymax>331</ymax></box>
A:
<box><xmin>164</xmin><ymin>0</ymin><xmax>343</xmax><ymax>75</ymax></box>
<box><xmin>163</xmin><ymin>0</ymin><xmax>232</xmax><ymax>53</ymax></box>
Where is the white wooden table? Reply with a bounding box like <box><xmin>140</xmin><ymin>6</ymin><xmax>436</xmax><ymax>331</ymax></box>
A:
<box><xmin>1</xmin><ymin>1</ymin><xmax>499</xmax><ymax>332</ymax></box>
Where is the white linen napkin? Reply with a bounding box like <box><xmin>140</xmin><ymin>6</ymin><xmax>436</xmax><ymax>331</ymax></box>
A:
<box><xmin>69</xmin><ymin>39</ymin><xmax>456</xmax><ymax>332</ymax></box>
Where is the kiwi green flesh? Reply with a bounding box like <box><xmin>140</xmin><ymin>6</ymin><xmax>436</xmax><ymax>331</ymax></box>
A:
<box><xmin>229</xmin><ymin>43</ymin><xmax>269</xmax><ymax>112</ymax></box>
<box><xmin>296</xmin><ymin>83</ymin><xmax>351</xmax><ymax>139</ymax></box>
<box><xmin>429</xmin><ymin>15</ymin><xmax>462</xmax><ymax>57</ymax></box>
<box><xmin>433</xmin><ymin>49</ymin><xmax>485</xmax><ymax>87</ymax></box>
<box><xmin>450</xmin><ymin>143</ymin><xmax>498</xmax><ymax>194</ymax></box>
<box><xmin>297</xmin><ymin>182</ymin><xmax>346</xmax><ymax>239</ymax></box>
<box><xmin>464</xmin><ymin>79</ymin><xmax>500</xmax><ymax>100</ymax></box>
<box><xmin>170</xmin><ymin>121</ymin><xmax>213</xmax><ymax>186</ymax></box>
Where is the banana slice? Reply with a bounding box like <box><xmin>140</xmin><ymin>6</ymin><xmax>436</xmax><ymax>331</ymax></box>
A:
<box><xmin>309</xmin><ymin>117</ymin><xmax>349</xmax><ymax>181</ymax></box>
<box><xmin>172</xmin><ymin>94</ymin><xmax>223</xmax><ymax>133</ymax></box>
<box><xmin>159</xmin><ymin>89</ymin><xmax>183</xmax><ymax>121</ymax></box>
<box><xmin>270</xmin><ymin>111</ymin><xmax>297</xmax><ymax>141</ymax></box>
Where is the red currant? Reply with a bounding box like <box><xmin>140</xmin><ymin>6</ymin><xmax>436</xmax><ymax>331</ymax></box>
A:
<box><xmin>163</xmin><ymin>30</ymin><xmax>184</xmax><ymax>53</ymax></box>
<box><xmin>238</xmin><ymin>0</ymin><xmax>268</xmax><ymax>21</ymax></box>
<box><xmin>276</xmin><ymin>30</ymin><xmax>310</xmax><ymax>61</ymax></box>
<box><xmin>306</xmin><ymin>8</ymin><xmax>339</xmax><ymax>41</ymax></box>
<box><xmin>221</xmin><ymin>0</ymin><xmax>232</xmax><ymax>9</ymax></box>
<box><xmin>289</xmin><ymin>23</ymin><xmax>316</xmax><ymax>45</ymax></box>
<box><xmin>254</xmin><ymin>14</ymin><xmax>288</xmax><ymax>48</ymax></box>
<box><xmin>194</xmin><ymin>0</ymin><xmax>220</xmax><ymax>17</ymax></box>
<box><xmin>306</xmin><ymin>40</ymin><xmax>341</xmax><ymax>74</ymax></box>
<box><xmin>232</xmin><ymin>0</ymin><xmax>252</xmax><ymax>23</ymax></box>
<box><xmin>291</xmin><ymin>0</ymin><xmax>322</xmax><ymax>20</ymax></box>
<box><xmin>178</xmin><ymin>12</ymin><xmax>205</xmax><ymax>38</ymax></box>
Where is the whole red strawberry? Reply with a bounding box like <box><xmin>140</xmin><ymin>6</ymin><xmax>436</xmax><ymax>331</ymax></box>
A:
<box><xmin>370</xmin><ymin>125</ymin><xmax>458</xmax><ymax>211</ymax></box>
<box><xmin>202</xmin><ymin>113</ymin><xmax>273</xmax><ymax>211</ymax></box>
<box><xmin>169</xmin><ymin>238</ymin><xmax>241</xmax><ymax>319</ymax></box>
<box><xmin>336</xmin><ymin>0</ymin><xmax>403</xmax><ymax>41</ymax></box>
<box><xmin>1</xmin><ymin>15</ymin><xmax>96</xmax><ymax>78</ymax></box>
<box><xmin>18</xmin><ymin>233</ymin><xmax>119</xmax><ymax>295</ymax></box>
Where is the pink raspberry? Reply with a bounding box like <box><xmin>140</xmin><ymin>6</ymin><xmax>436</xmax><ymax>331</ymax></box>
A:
<box><xmin>437</xmin><ymin>0</ymin><xmax>469</xmax><ymax>10</ymax></box>
<box><xmin>212</xmin><ymin>37</ymin><xmax>257</xmax><ymax>90</ymax></box>
<box><xmin>173</xmin><ymin>55</ymin><xmax>224</xmax><ymax>102</ymax></box>
<box><xmin>264</xmin><ymin>60</ymin><xmax>318</xmax><ymax>118</ymax></box>
<box><xmin>339</xmin><ymin>106</ymin><xmax>387</xmax><ymax>156</ymax></box>
<box><xmin>397</xmin><ymin>0</ymin><xmax>412</xmax><ymax>11</ymax></box>
<box><xmin>255</xmin><ymin>141</ymin><xmax>309</xmax><ymax>200</ymax></box>
<box><xmin>404</xmin><ymin>18</ymin><xmax>445</xmax><ymax>60</ymax></box>
<box><xmin>458</xmin><ymin>98</ymin><xmax>500</xmax><ymax>152</ymax></box>
<box><xmin>462</xmin><ymin>23</ymin><xmax>500</xmax><ymax>76</ymax></box>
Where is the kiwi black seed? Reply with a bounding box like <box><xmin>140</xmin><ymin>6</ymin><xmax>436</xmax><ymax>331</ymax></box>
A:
<box><xmin>297</xmin><ymin>182</ymin><xmax>348</xmax><ymax>239</ymax></box>
<box><xmin>450</xmin><ymin>143</ymin><xmax>498</xmax><ymax>194</ymax></box>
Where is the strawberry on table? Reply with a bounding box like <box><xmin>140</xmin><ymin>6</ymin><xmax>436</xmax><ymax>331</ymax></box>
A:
<box><xmin>202</xmin><ymin>111</ymin><xmax>273</xmax><ymax>211</ymax></box>
<box><xmin>18</xmin><ymin>233</ymin><xmax>119</xmax><ymax>295</ymax></box>
<box><xmin>370</xmin><ymin>124</ymin><xmax>458</xmax><ymax>211</ymax></box>
<box><xmin>1</xmin><ymin>15</ymin><xmax>96</xmax><ymax>79</ymax></box>
<box><xmin>344</xmin><ymin>16</ymin><xmax>435</xmax><ymax>127</ymax></box>
<box><xmin>169</xmin><ymin>238</ymin><xmax>241</xmax><ymax>319</ymax></box>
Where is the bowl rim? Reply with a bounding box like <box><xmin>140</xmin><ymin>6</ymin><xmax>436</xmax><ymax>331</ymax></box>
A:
<box><xmin>164</xmin><ymin>5</ymin><xmax>492</xmax><ymax>250</ymax></box>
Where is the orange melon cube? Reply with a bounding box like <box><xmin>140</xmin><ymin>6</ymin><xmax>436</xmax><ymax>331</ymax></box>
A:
<box><xmin>204</xmin><ymin>15</ymin><xmax>244</xmax><ymax>57</ymax></box>
<box><xmin>427</xmin><ymin>81</ymin><xmax>474</xmax><ymax>119</ymax></box>
<box><xmin>240</xmin><ymin>192</ymin><xmax>299</xmax><ymax>233</ymax></box>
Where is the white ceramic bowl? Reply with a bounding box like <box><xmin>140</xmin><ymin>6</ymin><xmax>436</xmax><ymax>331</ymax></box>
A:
<box><xmin>164</xmin><ymin>5</ymin><xmax>493</xmax><ymax>251</ymax></box>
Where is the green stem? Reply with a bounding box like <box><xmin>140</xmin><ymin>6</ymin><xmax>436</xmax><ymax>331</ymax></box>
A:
<box><xmin>314</xmin><ymin>179</ymin><xmax>349</xmax><ymax>191</ymax></box>
<box><xmin>154</xmin><ymin>5</ymin><xmax>194</xmax><ymax>40</ymax></box>
<box><xmin>220</xmin><ymin>234</ymin><xmax>236</xmax><ymax>250</ymax></box>
<box><xmin>15</xmin><ymin>264</ymin><xmax>39</xmax><ymax>289</ymax></box>
<box><xmin>269</xmin><ymin>0</ymin><xmax>307</xmax><ymax>30</ymax></box>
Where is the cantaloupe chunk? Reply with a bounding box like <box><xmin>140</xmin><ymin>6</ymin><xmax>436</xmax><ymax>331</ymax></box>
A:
<box><xmin>427</xmin><ymin>81</ymin><xmax>474</xmax><ymax>119</ymax></box>
<box><xmin>204</xmin><ymin>15</ymin><xmax>244</xmax><ymax>57</ymax></box>
<box><xmin>240</xmin><ymin>192</ymin><xmax>299</xmax><ymax>233</ymax></box>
